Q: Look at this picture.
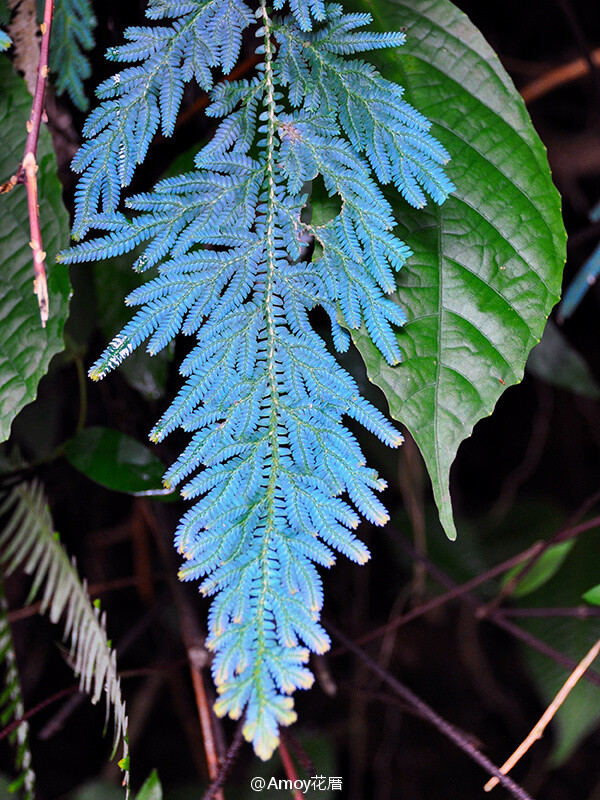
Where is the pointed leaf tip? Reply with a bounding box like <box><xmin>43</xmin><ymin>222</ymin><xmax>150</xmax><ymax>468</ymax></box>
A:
<box><xmin>344</xmin><ymin>0</ymin><xmax>565</xmax><ymax>540</ymax></box>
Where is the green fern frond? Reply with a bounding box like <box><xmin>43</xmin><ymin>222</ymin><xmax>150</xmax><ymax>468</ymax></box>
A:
<box><xmin>0</xmin><ymin>481</ymin><xmax>130</xmax><ymax>795</ymax></box>
<box><xmin>0</xmin><ymin>580</ymin><xmax>35</xmax><ymax>800</ymax></box>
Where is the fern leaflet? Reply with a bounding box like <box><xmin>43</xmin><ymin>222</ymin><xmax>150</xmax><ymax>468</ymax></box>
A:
<box><xmin>61</xmin><ymin>0</ymin><xmax>454</xmax><ymax>758</ymax></box>
<box><xmin>0</xmin><ymin>481</ymin><xmax>129</xmax><ymax>792</ymax></box>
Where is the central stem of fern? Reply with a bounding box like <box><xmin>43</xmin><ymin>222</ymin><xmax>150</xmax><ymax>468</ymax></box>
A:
<box><xmin>254</xmin><ymin>0</ymin><xmax>282</xmax><ymax>694</ymax></box>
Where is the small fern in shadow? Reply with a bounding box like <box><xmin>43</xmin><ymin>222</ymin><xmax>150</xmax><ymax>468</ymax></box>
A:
<box><xmin>0</xmin><ymin>578</ymin><xmax>35</xmax><ymax>799</ymax></box>
<box><xmin>0</xmin><ymin>480</ymin><xmax>130</xmax><ymax>794</ymax></box>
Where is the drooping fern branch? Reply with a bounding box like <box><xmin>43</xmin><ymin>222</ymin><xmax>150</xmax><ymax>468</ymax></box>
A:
<box><xmin>0</xmin><ymin>579</ymin><xmax>35</xmax><ymax>799</ymax></box>
<box><xmin>60</xmin><ymin>0</ymin><xmax>454</xmax><ymax>758</ymax></box>
<box><xmin>0</xmin><ymin>481</ymin><xmax>129</xmax><ymax>790</ymax></box>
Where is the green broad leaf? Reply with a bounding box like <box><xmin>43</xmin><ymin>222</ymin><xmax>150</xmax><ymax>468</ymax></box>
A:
<box><xmin>135</xmin><ymin>771</ymin><xmax>163</xmax><ymax>800</ymax></box>
<box><xmin>583</xmin><ymin>583</ymin><xmax>600</xmax><ymax>606</ymax></box>
<box><xmin>502</xmin><ymin>540</ymin><xmax>575</xmax><ymax>598</ymax></box>
<box><xmin>64</xmin><ymin>426</ymin><xmax>173</xmax><ymax>496</ymax></box>
<box><xmin>345</xmin><ymin>0</ymin><xmax>566</xmax><ymax>539</ymax></box>
<box><xmin>526</xmin><ymin>320</ymin><xmax>600</xmax><ymax>399</ymax></box>
<box><xmin>0</xmin><ymin>57</ymin><xmax>71</xmax><ymax>443</ymax></box>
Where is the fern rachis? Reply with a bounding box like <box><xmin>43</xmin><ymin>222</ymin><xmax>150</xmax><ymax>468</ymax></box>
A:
<box><xmin>60</xmin><ymin>0</ymin><xmax>454</xmax><ymax>758</ymax></box>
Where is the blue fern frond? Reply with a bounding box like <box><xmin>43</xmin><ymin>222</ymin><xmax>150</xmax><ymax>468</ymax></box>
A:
<box><xmin>558</xmin><ymin>239</ymin><xmax>600</xmax><ymax>322</ymax></box>
<box><xmin>70</xmin><ymin>0</ymin><xmax>254</xmax><ymax>238</ymax></box>
<box><xmin>273</xmin><ymin>0</ymin><xmax>326</xmax><ymax>33</ymax></box>
<box><xmin>62</xmin><ymin>0</ymin><xmax>453</xmax><ymax>760</ymax></box>
<box><xmin>50</xmin><ymin>0</ymin><xmax>96</xmax><ymax>110</ymax></box>
<box><xmin>558</xmin><ymin>199</ymin><xmax>600</xmax><ymax>321</ymax></box>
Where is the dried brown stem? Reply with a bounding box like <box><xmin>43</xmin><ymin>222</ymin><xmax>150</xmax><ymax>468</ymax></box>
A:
<box><xmin>189</xmin><ymin>663</ymin><xmax>222</xmax><ymax>785</ymax></box>
<box><xmin>143</xmin><ymin>501</ymin><xmax>225</xmax><ymax>797</ymax></box>
<box><xmin>0</xmin><ymin>685</ymin><xmax>77</xmax><ymax>743</ymax></box>
<box><xmin>331</xmin><ymin>541</ymin><xmax>544</xmax><ymax>656</ymax></box>
<box><xmin>327</xmin><ymin>621</ymin><xmax>535</xmax><ymax>800</ymax></box>
<box><xmin>201</xmin><ymin>717</ymin><xmax>246</xmax><ymax>800</ymax></box>
<box><xmin>555</xmin><ymin>0</ymin><xmax>600</xmax><ymax>109</ymax></box>
<box><xmin>484</xmin><ymin>635</ymin><xmax>600</xmax><ymax>792</ymax></box>
<box><xmin>391</xmin><ymin>532</ymin><xmax>600</xmax><ymax>690</ymax></box>
<box><xmin>521</xmin><ymin>49</ymin><xmax>600</xmax><ymax>104</ymax></box>
<box><xmin>3</xmin><ymin>0</ymin><xmax>55</xmax><ymax>326</ymax></box>
<box><xmin>479</xmin><ymin>512</ymin><xmax>600</xmax><ymax>618</ymax></box>
<box><xmin>279</xmin><ymin>739</ymin><xmax>305</xmax><ymax>800</ymax></box>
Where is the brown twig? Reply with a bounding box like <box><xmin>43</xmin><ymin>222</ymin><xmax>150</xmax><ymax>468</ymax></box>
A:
<box><xmin>280</xmin><ymin>729</ymin><xmax>316</xmax><ymax>777</ymax></box>
<box><xmin>327</xmin><ymin>622</ymin><xmax>535</xmax><ymax>800</ymax></box>
<box><xmin>484</xmin><ymin>634</ymin><xmax>600</xmax><ymax>792</ymax></box>
<box><xmin>330</xmin><ymin>541</ymin><xmax>544</xmax><ymax>656</ymax></box>
<box><xmin>189</xmin><ymin>661</ymin><xmax>222</xmax><ymax>786</ymax></box>
<box><xmin>7</xmin><ymin>572</ymin><xmax>167</xmax><ymax>622</ymax></box>
<box><xmin>279</xmin><ymin>739</ymin><xmax>305</xmax><ymax>800</ymax></box>
<box><xmin>143</xmin><ymin>501</ymin><xmax>226</xmax><ymax>797</ymax></box>
<box><xmin>498</xmin><ymin>606</ymin><xmax>600</xmax><ymax>619</ymax></box>
<box><xmin>339</xmin><ymin>681</ymin><xmax>486</xmax><ymax>748</ymax></box>
<box><xmin>201</xmin><ymin>717</ymin><xmax>246</xmax><ymax>800</ymax></box>
<box><xmin>391</xmin><ymin>532</ymin><xmax>600</xmax><ymax>690</ymax></box>
<box><xmin>0</xmin><ymin>685</ymin><xmax>77</xmax><ymax>743</ymax></box>
<box><xmin>332</xmin><ymin>509</ymin><xmax>600</xmax><ymax>661</ymax></box>
<box><xmin>1</xmin><ymin>0</ymin><xmax>54</xmax><ymax>326</ymax></box>
<box><xmin>554</xmin><ymin>0</ymin><xmax>600</xmax><ymax>111</ymax></box>
<box><xmin>521</xmin><ymin>48</ymin><xmax>600</xmax><ymax>104</ymax></box>
<box><xmin>479</xmin><ymin>512</ymin><xmax>600</xmax><ymax>618</ymax></box>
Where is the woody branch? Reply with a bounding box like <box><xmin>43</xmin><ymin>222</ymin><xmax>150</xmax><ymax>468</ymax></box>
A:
<box><xmin>0</xmin><ymin>0</ymin><xmax>54</xmax><ymax>327</ymax></box>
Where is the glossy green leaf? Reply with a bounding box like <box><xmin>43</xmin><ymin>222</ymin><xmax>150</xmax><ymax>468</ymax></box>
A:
<box><xmin>344</xmin><ymin>0</ymin><xmax>566</xmax><ymax>539</ymax></box>
<box><xmin>583</xmin><ymin>583</ymin><xmax>600</xmax><ymax>606</ymax></box>
<box><xmin>527</xmin><ymin>320</ymin><xmax>600</xmax><ymax>399</ymax></box>
<box><xmin>0</xmin><ymin>57</ymin><xmax>71</xmax><ymax>442</ymax></box>
<box><xmin>135</xmin><ymin>771</ymin><xmax>162</xmax><ymax>800</ymax></box>
<box><xmin>502</xmin><ymin>540</ymin><xmax>574</xmax><ymax>598</ymax></box>
<box><xmin>64</xmin><ymin>426</ymin><xmax>172</xmax><ymax>496</ymax></box>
